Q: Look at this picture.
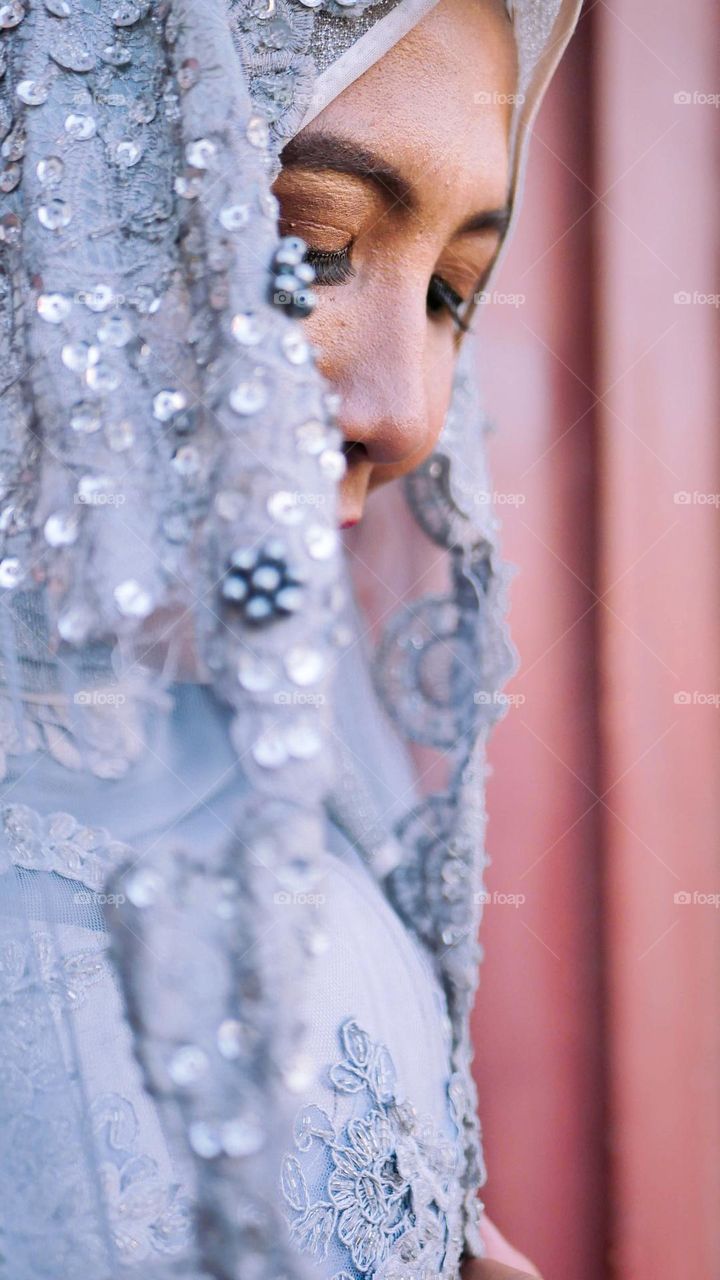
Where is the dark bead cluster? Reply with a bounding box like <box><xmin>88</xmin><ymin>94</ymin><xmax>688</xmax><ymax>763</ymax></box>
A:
<box><xmin>269</xmin><ymin>235</ymin><xmax>316</xmax><ymax>318</ymax></box>
<box><xmin>221</xmin><ymin>537</ymin><xmax>305</xmax><ymax>626</ymax></box>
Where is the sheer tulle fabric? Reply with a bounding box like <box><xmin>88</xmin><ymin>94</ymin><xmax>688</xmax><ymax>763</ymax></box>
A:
<box><xmin>0</xmin><ymin>1</ymin><xmax>579</xmax><ymax>1276</ymax></box>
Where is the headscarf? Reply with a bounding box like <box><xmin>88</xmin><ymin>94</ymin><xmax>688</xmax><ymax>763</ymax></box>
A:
<box><xmin>0</xmin><ymin>1</ymin><xmax>581</xmax><ymax>1276</ymax></box>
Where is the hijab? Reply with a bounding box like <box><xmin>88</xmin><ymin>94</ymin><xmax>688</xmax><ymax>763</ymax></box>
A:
<box><xmin>0</xmin><ymin>1</ymin><xmax>581</xmax><ymax>1275</ymax></box>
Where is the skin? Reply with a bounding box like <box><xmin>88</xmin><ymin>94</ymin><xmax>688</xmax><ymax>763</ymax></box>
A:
<box><xmin>274</xmin><ymin>0</ymin><xmax>517</xmax><ymax>528</ymax></box>
<box><xmin>275</xmin><ymin>3</ymin><xmax>543</xmax><ymax>1276</ymax></box>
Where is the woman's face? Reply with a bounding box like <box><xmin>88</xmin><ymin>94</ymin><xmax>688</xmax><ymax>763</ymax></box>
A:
<box><xmin>274</xmin><ymin>0</ymin><xmax>516</xmax><ymax>528</ymax></box>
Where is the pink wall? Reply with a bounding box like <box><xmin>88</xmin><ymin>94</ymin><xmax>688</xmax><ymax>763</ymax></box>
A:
<box><xmin>473</xmin><ymin>5</ymin><xmax>720</xmax><ymax>1279</ymax></box>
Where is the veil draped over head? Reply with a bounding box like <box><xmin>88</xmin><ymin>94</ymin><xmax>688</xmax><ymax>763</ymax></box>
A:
<box><xmin>0</xmin><ymin>0</ymin><xmax>580</xmax><ymax>1277</ymax></box>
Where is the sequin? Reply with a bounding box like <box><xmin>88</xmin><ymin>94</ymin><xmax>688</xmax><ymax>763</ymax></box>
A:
<box><xmin>105</xmin><ymin>420</ymin><xmax>134</xmax><ymax>451</ymax></box>
<box><xmin>0</xmin><ymin>212</ymin><xmax>20</xmax><ymax>245</ymax></box>
<box><xmin>295</xmin><ymin>420</ymin><xmax>328</xmax><ymax>454</ymax></box>
<box><xmin>319</xmin><ymin>448</ymin><xmax>346</xmax><ymax>480</ymax></box>
<box><xmin>185</xmin><ymin>137</ymin><xmax>216</xmax><ymax>169</ymax></box>
<box><xmin>97</xmin><ymin>315</ymin><xmax>132</xmax><ymax>346</ymax></box>
<box><xmin>285</xmin><ymin>646</ymin><xmax>324</xmax><ymax>686</ymax></box>
<box><xmin>82</xmin><ymin>284</ymin><xmax>114</xmax><ymax>312</ymax></box>
<box><xmin>246</xmin><ymin>115</ymin><xmax>269</xmax><ymax>149</ymax></box>
<box><xmin>0</xmin><ymin>556</ymin><xmax>22</xmax><ymax>590</ymax></box>
<box><xmin>169</xmin><ymin>1045</ymin><xmax>209</xmax><ymax>1087</ymax></box>
<box><xmin>130</xmin><ymin>94</ymin><xmax>156</xmax><ymax>124</ymax></box>
<box><xmin>64</xmin><ymin>112</ymin><xmax>96</xmax><ymax>140</ymax></box>
<box><xmin>113</xmin><ymin>579</ymin><xmax>153</xmax><ymax>618</ymax></box>
<box><xmin>281</xmin><ymin>330</ymin><xmax>310</xmax><ymax>365</ymax></box>
<box><xmin>267</xmin><ymin>490</ymin><xmax>304</xmax><ymax>526</ymax></box>
<box><xmin>252</xmin><ymin>725</ymin><xmax>288</xmax><ymax>769</ymax></box>
<box><xmin>172</xmin><ymin>445</ymin><xmax>200</xmax><ymax>476</ymax></box>
<box><xmin>0</xmin><ymin>163</ymin><xmax>19</xmax><ymax>192</ymax></box>
<box><xmin>217</xmin><ymin>1020</ymin><xmax>244</xmax><ymax>1060</ymax></box>
<box><xmin>101</xmin><ymin>40</ymin><xmax>131</xmax><ymax>66</ymax></box>
<box><xmin>36</xmin><ymin>155</ymin><xmax>63</xmax><ymax>184</ymax></box>
<box><xmin>61</xmin><ymin>342</ymin><xmax>98</xmax><ymax>373</ymax></box>
<box><xmin>0</xmin><ymin>3</ymin><xmax>25</xmax><ymax>29</ymax></box>
<box><xmin>44</xmin><ymin>512</ymin><xmax>78</xmax><ymax>546</ymax></box>
<box><xmin>37</xmin><ymin>293</ymin><xmax>71</xmax><ymax>324</ymax></box>
<box><xmin>188</xmin><ymin>1124</ymin><xmax>222</xmax><ymax>1160</ymax></box>
<box><xmin>17</xmin><ymin>80</ymin><xmax>49</xmax><ymax>106</ymax></box>
<box><xmin>174</xmin><ymin>170</ymin><xmax>203</xmax><ymax>199</ymax></box>
<box><xmin>230</xmin><ymin>311</ymin><xmax>265</xmax><ymax>346</ymax></box>
<box><xmin>153</xmin><ymin>389</ymin><xmax>187</xmax><ymax>421</ymax></box>
<box><xmin>109</xmin><ymin>139</ymin><xmax>143</xmax><ymax>168</ymax></box>
<box><xmin>221</xmin><ymin>1118</ymin><xmax>265</xmax><ymax>1158</ymax></box>
<box><xmin>305</xmin><ymin>524</ymin><xmax>338</xmax><ymax>560</ymax></box>
<box><xmin>85</xmin><ymin>362</ymin><xmax>120</xmax><ymax>393</ymax></box>
<box><xmin>237</xmin><ymin>652</ymin><xmax>276</xmax><ymax>693</ymax></box>
<box><xmin>229</xmin><ymin>380</ymin><xmax>267</xmax><ymax>416</ymax></box>
<box><xmin>44</xmin><ymin>0</ymin><xmax>71</xmax><ymax>15</ymax></box>
<box><xmin>50</xmin><ymin>40</ymin><xmax>94</xmax><ymax>72</ymax></box>
<box><xmin>219</xmin><ymin>203</ymin><xmax>250</xmax><ymax>231</ymax></box>
<box><xmin>38</xmin><ymin>198</ymin><xmax>72</xmax><ymax>230</ymax></box>
<box><xmin>57</xmin><ymin>605</ymin><xmax>93</xmax><ymax>644</ymax></box>
<box><xmin>125</xmin><ymin>868</ymin><xmax>164</xmax><ymax>908</ymax></box>
<box><xmin>1</xmin><ymin>125</ymin><xmax>25</xmax><ymax>161</ymax></box>
<box><xmin>70</xmin><ymin>401</ymin><xmax>101</xmax><ymax>434</ymax></box>
<box><xmin>112</xmin><ymin>1</ymin><xmax>141</xmax><ymax>25</ymax></box>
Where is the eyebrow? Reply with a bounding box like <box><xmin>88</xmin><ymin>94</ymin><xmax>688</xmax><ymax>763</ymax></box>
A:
<box><xmin>280</xmin><ymin>131</ymin><xmax>511</xmax><ymax>240</ymax></box>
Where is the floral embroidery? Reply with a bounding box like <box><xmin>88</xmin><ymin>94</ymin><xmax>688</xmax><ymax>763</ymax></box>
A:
<box><xmin>281</xmin><ymin>1019</ymin><xmax>464</xmax><ymax>1279</ymax></box>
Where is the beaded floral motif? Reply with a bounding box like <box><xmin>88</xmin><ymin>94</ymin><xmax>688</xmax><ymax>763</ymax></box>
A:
<box><xmin>281</xmin><ymin>1018</ymin><xmax>464</xmax><ymax>1279</ymax></box>
<box><xmin>0</xmin><ymin>803</ymin><xmax>132</xmax><ymax>891</ymax></box>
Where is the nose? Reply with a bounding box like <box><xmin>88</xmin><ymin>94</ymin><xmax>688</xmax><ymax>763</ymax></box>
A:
<box><xmin>332</xmin><ymin>297</ymin><xmax>442</xmax><ymax>475</ymax></box>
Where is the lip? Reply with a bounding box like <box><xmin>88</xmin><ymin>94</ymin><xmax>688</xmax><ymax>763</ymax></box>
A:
<box><xmin>340</xmin><ymin>517</ymin><xmax>359</xmax><ymax>530</ymax></box>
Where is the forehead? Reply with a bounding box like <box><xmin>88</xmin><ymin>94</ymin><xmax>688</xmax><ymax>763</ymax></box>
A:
<box><xmin>307</xmin><ymin>0</ymin><xmax>517</xmax><ymax>217</ymax></box>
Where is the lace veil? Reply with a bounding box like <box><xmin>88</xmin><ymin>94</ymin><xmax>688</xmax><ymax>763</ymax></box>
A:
<box><xmin>0</xmin><ymin>0</ymin><xmax>580</xmax><ymax>1276</ymax></box>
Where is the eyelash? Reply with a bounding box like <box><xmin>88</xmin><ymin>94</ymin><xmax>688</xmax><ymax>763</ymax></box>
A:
<box><xmin>304</xmin><ymin>244</ymin><xmax>470</xmax><ymax>333</ymax></box>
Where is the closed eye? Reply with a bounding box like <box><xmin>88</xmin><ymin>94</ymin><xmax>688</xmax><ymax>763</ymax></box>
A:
<box><xmin>304</xmin><ymin>245</ymin><xmax>356</xmax><ymax>286</ymax></box>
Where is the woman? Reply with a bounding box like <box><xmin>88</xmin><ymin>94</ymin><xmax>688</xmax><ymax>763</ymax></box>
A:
<box><xmin>0</xmin><ymin>1</ymin><xmax>580</xmax><ymax>1278</ymax></box>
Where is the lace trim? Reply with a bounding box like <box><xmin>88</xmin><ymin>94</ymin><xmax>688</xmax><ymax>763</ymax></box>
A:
<box><xmin>281</xmin><ymin>1018</ymin><xmax>464</xmax><ymax>1279</ymax></box>
<box><xmin>0</xmin><ymin>803</ymin><xmax>133</xmax><ymax>891</ymax></box>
